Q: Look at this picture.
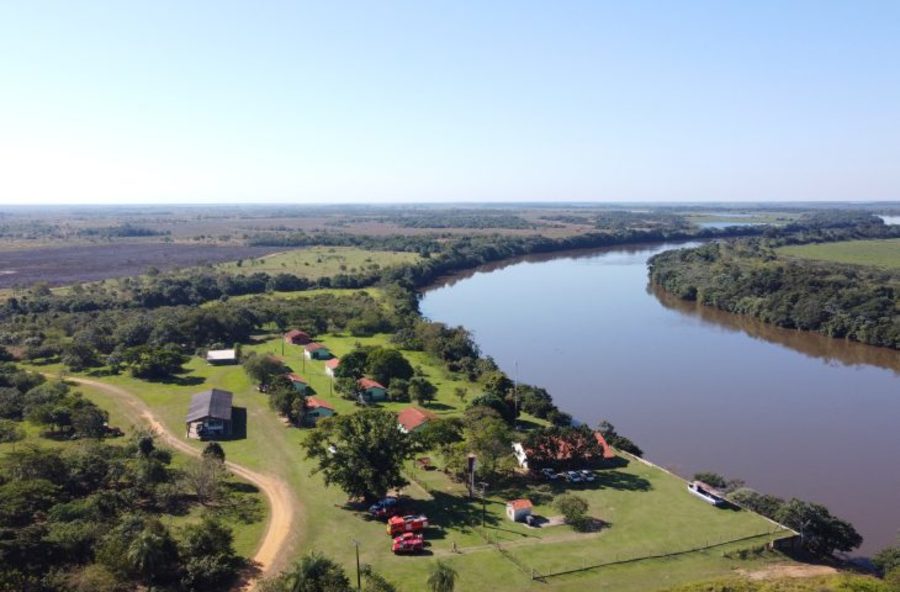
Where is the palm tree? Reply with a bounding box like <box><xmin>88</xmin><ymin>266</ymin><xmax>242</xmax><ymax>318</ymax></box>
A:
<box><xmin>427</xmin><ymin>560</ymin><xmax>457</xmax><ymax>592</ymax></box>
<box><xmin>286</xmin><ymin>552</ymin><xmax>351</xmax><ymax>592</ymax></box>
<box><xmin>126</xmin><ymin>527</ymin><xmax>168</xmax><ymax>589</ymax></box>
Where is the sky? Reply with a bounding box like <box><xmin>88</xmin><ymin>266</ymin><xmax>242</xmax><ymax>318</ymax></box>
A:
<box><xmin>1</xmin><ymin>1</ymin><xmax>899</xmax><ymax>205</ymax></box>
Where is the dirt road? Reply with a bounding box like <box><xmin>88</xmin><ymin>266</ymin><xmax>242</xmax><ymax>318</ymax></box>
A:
<box><xmin>62</xmin><ymin>377</ymin><xmax>295</xmax><ymax>589</ymax></box>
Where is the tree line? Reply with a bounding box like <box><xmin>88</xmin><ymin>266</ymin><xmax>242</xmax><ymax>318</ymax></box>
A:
<box><xmin>649</xmin><ymin>213</ymin><xmax>900</xmax><ymax>349</ymax></box>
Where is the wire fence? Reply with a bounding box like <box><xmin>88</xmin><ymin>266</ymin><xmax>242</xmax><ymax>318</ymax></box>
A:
<box><xmin>486</xmin><ymin>528</ymin><xmax>795</xmax><ymax>583</ymax></box>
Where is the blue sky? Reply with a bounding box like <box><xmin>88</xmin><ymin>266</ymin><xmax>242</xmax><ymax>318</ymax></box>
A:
<box><xmin>1</xmin><ymin>1</ymin><xmax>898</xmax><ymax>204</ymax></box>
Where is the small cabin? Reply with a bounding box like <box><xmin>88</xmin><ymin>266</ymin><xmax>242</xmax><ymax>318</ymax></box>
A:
<box><xmin>506</xmin><ymin>499</ymin><xmax>533</xmax><ymax>522</ymax></box>
<box><xmin>186</xmin><ymin>389</ymin><xmax>233</xmax><ymax>440</ymax></box>
<box><xmin>284</xmin><ymin>329</ymin><xmax>312</xmax><ymax>345</ymax></box>
<box><xmin>304</xmin><ymin>343</ymin><xmax>333</xmax><ymax>360</ymax></box>
<box><xmin>357</xmin><ymin>377</ymin><xmax>387</xmax><ymax>402</ymax></box>
<box><xmin>397</xmin><ymin>407</ymin><xmax>437</xmax><ymax>434</ymax></box>
<box><xmin>206</xmin><ymin>348</ymin><xmax>238</xmax><ymax>365</ymax></box>
<box><xmin>304</xmin><ymin>397</ymin><xmax>335</xmax><ymax>426</ymax></box>
<box><xmin>324</xmin><ymin>358</ymin><xmax>340</xmax><ymax>378</ymax></box>
<box><xmin>286</xmin><ymin>373</ymin><xmax>309</xmax><ymax>394</ymax></box>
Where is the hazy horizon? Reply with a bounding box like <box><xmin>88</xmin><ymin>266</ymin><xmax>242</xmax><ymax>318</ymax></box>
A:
<box><xmin>2</xmin><ymin>1</ymin><xmax>899</xmax><ymax>205</ymax></box>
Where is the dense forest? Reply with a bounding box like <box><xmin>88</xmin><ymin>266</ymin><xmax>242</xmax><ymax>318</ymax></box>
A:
<box><xmin>649</xmin><ymin>213</ymin><xmax>900</xmax><ymax>349</ymax></box>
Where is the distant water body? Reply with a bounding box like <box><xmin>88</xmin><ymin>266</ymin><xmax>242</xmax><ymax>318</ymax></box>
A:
<box><xmin>880</xmin><ymin>215</ymin><xmax>900</xmax><ymax>225</ymax></box>
<box><xmin>421</xmin><ymin>242</ymin><xmax>900</xmax><ymax>554</ymax></box>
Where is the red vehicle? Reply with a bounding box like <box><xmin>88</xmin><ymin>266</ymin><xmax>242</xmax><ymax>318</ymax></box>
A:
<box><xmin>391</xmin><ymin>532</ymin><xmax>425</xmax><ymax>554</ymax></box>
<box><xmin>386</xmin><ymin>514</ymin><xmax>429</xmax><ymax>536</ymax></box>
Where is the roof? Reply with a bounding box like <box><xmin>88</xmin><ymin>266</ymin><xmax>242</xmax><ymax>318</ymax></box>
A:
<box><xmin>358</xmin><ymin>377</ymin><xmax>385</xmax><ymax>390</ymax></box>
<box><xmin>520</xmin><ymin>430</ymin><xmax>616</xmax><ymax>462</ymax></box>
<box><xmin>593</xmin><ymin>431</ymin><xmax>616</xmax><ymax>459</ymax></box>
<box><xmin>507</xmin><ymin>499</ymin><xmax>533</xmax><ymax>510</ymax></box>
<box><xmin>286</xmin><ymin>372</ymin><xmax>308</xmax><ymax>384</ymax></box>
<box><xmin>186</xmin><ymin>389</ymin><xmax>233</xmax><ymax>423</ymax></box>
<box><xmin>306</xmin><ymin>397</ymin><xmax>334</xmax><ymax>411</ymax></box>
<box><xmin>397</xmin><ymin>407</ymin><xmax>436</xmax><ymax>432</ymax></box>
<box><xmin>284</xmin><ymin>329</ymin><xmax>310</xmax><ymax>339</ymax></box>
<box><xmin>205</xmin><ymin>349</ymin><xmax>236</xmax><ymax>361</ymax></box>
<box><xmin>305</xmin><ymin>342</ymin><xmax>328</xmax><ymax>352</ymax></box>
<box><xmin>325</xmin><ymin>358</ymin><xmax>341</xmax><ymax>369</ymax></box>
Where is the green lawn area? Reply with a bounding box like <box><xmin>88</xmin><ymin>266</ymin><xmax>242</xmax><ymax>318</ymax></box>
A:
<box><xmin>777</xmin><ymin>238</ymin><xmax>900</xmax><ymax>270</ymax></box>
<box><xmin>213</xmin><ymin>246</ymin><xmax>420</xmax><ymax>279</ymax></box>
<box><xmin>28</xmin><ymin>333</ymin><xmax>795</xmax><ymax>591</ymax></box>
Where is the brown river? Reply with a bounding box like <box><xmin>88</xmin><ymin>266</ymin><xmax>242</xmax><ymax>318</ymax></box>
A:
<box><xmin>420</xmin><ymin>242</ymin><xmax>900</xmax><ymax>555</ymax></box>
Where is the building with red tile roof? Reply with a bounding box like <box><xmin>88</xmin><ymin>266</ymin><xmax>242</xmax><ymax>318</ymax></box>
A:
<box><xmin>397</xmin><ymin>407</ymin><xmax>437</xmax><ymax>433</ymax></box>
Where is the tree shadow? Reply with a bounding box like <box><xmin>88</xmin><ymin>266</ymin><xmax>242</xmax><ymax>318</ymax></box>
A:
<box><xmin>416</xmin><ymin>490</ymin><xmax>502</xmax><ymax>534</ymax></box>
<box><xmin>595</xmin><ymin>469</ymin><xmax>651</xmax><ymax>492</ymax></box>
<box><xmin>153</xmin><ymin>374</ymin><xmax>206</xmax><ymax>387</ymax></box>
<box><xmin>422</xmin><ymin>402</ymin><xmax>454</xmax><ymax>411</ymax></box>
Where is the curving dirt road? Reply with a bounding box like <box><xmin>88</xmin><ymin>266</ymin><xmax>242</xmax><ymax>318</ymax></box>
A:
<box><xmin>61</xmin><ymin>377</ymin><xmax>295</xmax><ymax>589</ymax></box>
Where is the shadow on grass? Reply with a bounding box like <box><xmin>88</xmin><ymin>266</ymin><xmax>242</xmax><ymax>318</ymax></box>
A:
<box><xmin>152</xmin><ymin>373</ymin><xmax>206</xmax><ymax>387</ymax></box>
<box><xmin>226</xmin><ymin>407</ymin><xmax>247</xmax><ymax>440</ymax></box>
<box><xmin>416</xmin><ymin>490</ymin><xmax>501</xmax><ymax>535</ymax></box>
<box><xmin>595</xmin><ymin>469</ymin><xmax>651</xmax><ymax>492</ymax></box>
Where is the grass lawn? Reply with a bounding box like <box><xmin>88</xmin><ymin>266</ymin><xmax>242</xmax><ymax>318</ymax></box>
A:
<box><xmin>212</xmin><ymin>246</ymin><xmax>420</xmax><ymax>279</ymax></box>
<box><xmin>28</xmin><ymin>333</ymin><xmax>795</xmax><ymax>590</ymax></box>
<box><xmin>777</xmin><ymin>238</ymin><xmax>900</xmax><ymax>270</ymax></box>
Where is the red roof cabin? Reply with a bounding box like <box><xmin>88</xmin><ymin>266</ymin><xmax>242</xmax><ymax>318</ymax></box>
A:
<box><xmin>304</xmin><ymin>342</ymin><xmax>333</xmax><ymax>360</ymax></box>
<box><xmin>357</xmin><ymin>377</ymin><xmax>387</xmax><ymax>402</ymax></box>
<box><xmin>284</xmin><ymin>329</ymin><xmax>312</xmax><ymax>345</ymax></box>
<box><xmin>506</xmin><ymin>499</ymin><xmax>533</xmax><ymax>522</ymax></box>
<box><xmin>304</xmin><ymin>397</ymin><xmax>335</xmax><ymax>426</ymax></box>
<box><xmin>397</xmin><ymin>407</ymin><xmax>437</xmax><ymax>434</ymax></box>
<box><xmin>324</xmin><ymin>357</ymin><xmax>340</xmax><ymax>378</ymax></box>
<box><xmin>286</xmin><ymin>373</ymin><xmax>309</xmax><ymax>394</ymax></box>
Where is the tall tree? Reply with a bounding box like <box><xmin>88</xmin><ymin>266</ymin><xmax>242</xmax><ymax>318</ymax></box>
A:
<box><xmin>302</xmin><ymin>409</ymin><xmax>414</xmax><ymax>500</ymax></box>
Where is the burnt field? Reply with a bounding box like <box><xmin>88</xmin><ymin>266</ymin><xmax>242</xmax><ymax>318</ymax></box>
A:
<box><xmin>0</xmin><ymin>242</ymin><xmax>282</xmax><ymax>289</ymax></box>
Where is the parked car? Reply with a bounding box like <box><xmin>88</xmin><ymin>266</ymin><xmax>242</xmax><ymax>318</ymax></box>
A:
<box><xmin>369</xmin><ymin>496</ymin><xmax>401</xmax><ymax>519</ymax></box>
<box><xmin>540</xmin><ymin>467</ymin><xmax>557</xmax><ymax>480</ymax></box>
<box><xmin>391</xmin><ymin>532</ymin><xmax>425</xmax><ymax>554</ymax></box>
<box><xmin>387</xmin><ymin>514</ymin><xmax>429</xmax><ymax>536</ymax></box>
<box><xmin>565</xmin><ymin>471</ymin><xmax>583</xmax><ymax>483</ymax></box>
<box><xmin>579</xmin><ymin>469</ymin><xmax>596</xmax><ymax>482</ymax></box>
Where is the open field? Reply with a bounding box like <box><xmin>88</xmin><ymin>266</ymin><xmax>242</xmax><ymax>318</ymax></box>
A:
<box><xmin>27</xmin><ymin>330</ymin><xmax>795</xmax><ymax>591</ymax></box>
<box><xmin>0</xmin><ymin>242</ymin><xmax>282</xmax><ymax>290</ymax></box>
<box><xmin>212</xmin><ymin>246</ymin><xmax>421</xmax><ymax>280</ymax></box>
<box><xmin>777</xmin><ymin>238</ymin><xmax>900</xmax><ymax>270</ymax></box>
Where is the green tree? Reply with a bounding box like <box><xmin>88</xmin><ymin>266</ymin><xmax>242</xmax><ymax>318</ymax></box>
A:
<box><xmin>302</xmin><ymin>409</ymin><xmax>414</xmax><ymax>500</ymax></box>
<box><xmin>426</xmin><ymin>560</ymin><xmax>457</xmax><ymax>592</ymax></box>
<box><xmin>555</xmin><ymin>494</ymin><xmax>590</xmax><ymax>531</ymax></box>
<box><xmin>243</xmin><ymin>352</ymin><xmax>285</xmax><ymax>386</ymax></box>
<box><xmin>279</xmin><ymin>552</ymin><xmax>352</xmax><ymax>592</ymax></box>
<box><xmin>333</xmin><ymin>349</ymin><xmax>369</xmax><ymax>380</ymax></box>
<box><xmin>71</xmin><ymin>405</ymin><xmax>109</xmax><ymax>439</ymax></box>
<box><xmin>775</xmin><ymin>498</ymin><xmax>862</xmax><ymax>556</ymax></box>
<box><xmin>387</xmin><ymin>377</ymin><xmax>410</xmax><ymax>402</ymax></box>
<box><xmin>874</xmin><ymin>541</ymin><xmax>900</xmax><ymax>575</ymax></box>
<box><xmin>125</xmin><ymin>521</ymin><xmax>178</xmax><ymax>588</ymax></box>
<box><xmin>202</xmin><ymin>442</ymin><xmax>226</xmax><ymax>462</ymax></box>
<box><xmin>365</xmin><ymin>348</ymin><xmax>413</xmax><ymax>387</ymax></box>
<box><xmin>361</xmin><ymin>565</ymin><xmax>397</xmax><ymax>592</ymax></box>
<box><xmin>409</xmin><ymin>376</ymin><xmax>437</xmax><ymax>406</ymax></box>
<box><xmin>462</xmin><ymin>406</ymin><xmax>513</xmax><ymax>481</ymax></box>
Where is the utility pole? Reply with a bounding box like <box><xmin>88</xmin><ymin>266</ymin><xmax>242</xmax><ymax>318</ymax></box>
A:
<box><xmin>351</xmin><ymin>539</ymin><xmax>361</xmax><ymax>590</ymax></box>
<box><xmin>514</xmin><ymin>360</ymin><xmax>519</xmax><ymax>429</ymax></box>
<box><xmin>478</xmin><ymin>481</ymin><xmax>489</xmax><ymax>527</ymax></box>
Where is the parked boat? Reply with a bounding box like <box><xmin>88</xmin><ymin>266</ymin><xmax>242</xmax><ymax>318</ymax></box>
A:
<box><xmin>688</xmin><ymin>481</ymin><xmax>727</xmax><ymax>507</ymax></box>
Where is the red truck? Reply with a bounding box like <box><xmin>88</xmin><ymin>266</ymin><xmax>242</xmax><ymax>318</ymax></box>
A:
<box><xmin>386</xmin><ymin>514</ymin><xmax>429</xmax><ymax>536</ymax></box>
<box><xmin>391</xmin><ymin>532</ymin><xmax>425</xmax><ymax>554</ymax></box>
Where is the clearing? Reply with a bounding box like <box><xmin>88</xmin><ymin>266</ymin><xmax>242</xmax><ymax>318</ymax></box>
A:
<box><xmin>777</xmin><ymin>238</ymin><xmax>900</xmax><ymax>270</ymax></box>
<box><xmin>212</xmin><ymin>246</ymin><xmax>420</xmax><ymax>280</ymax></box>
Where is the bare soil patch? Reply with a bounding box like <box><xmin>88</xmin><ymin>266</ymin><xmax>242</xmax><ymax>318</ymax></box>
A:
<box><xmin>0</xmin><ymin>243</ymin><xmax>281</xmax><ymax>289</ymax></box>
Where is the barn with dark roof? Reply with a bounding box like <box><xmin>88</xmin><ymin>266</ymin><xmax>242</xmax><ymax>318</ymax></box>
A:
<box><xmin>186</xmin><ymin>388</ymin><xmax>233</xmax><ymax>439</ymax></box>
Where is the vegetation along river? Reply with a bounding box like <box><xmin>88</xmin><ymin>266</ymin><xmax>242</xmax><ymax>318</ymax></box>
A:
<box><xmin>420</xmin><ymin>242</ymin><xmax>900</xmax><ymax>555</ymax></box>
